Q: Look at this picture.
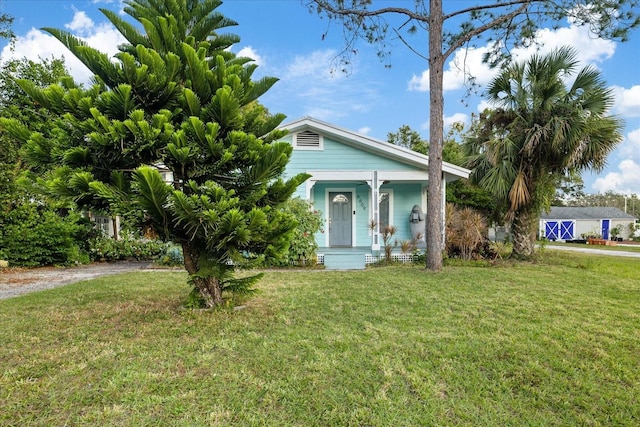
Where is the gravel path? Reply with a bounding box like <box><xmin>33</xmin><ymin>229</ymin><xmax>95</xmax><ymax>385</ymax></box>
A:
<box><xmin>0</xmin><ymin>261</ymin><xmax>154</xmax><ymax>301</ymax></box>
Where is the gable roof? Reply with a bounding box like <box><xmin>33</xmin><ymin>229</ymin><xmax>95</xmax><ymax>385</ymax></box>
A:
<box><xmin>541</xmin><ymin>206</ymin><xmax>637</xmax><ymax>220</ymax></box>
<box><xmin>279</xmin><ymin>116</ymin><xmax>470</xmax><ymax>180</ymax></box>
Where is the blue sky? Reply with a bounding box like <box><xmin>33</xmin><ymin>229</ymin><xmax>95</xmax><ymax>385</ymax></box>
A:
<box><xmin>1</xmin><ymin>0</ymin><xmax>639</xmax><ymax>195</ymax></box>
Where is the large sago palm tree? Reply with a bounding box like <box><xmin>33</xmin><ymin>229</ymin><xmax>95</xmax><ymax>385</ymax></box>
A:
<box><xmin>1</xmin><ymin>0</ymin><xmax>309</xmax><ymax>307</ymax></box>
<box><xmin>463</xmin><ymin>47</ymin><xmax>623</xmax><ymax>258</ymax></box>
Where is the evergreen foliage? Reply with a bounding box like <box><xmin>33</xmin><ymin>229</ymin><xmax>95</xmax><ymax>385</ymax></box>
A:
<box><xmin>0</xmin><ymin>0</ymin><xmax>309</xmax><ymax>307</ymax></box>
<box><xmin>387</xmin><ymin>125</ymin><xmax>428</xmax><ymax>155</ymax></box>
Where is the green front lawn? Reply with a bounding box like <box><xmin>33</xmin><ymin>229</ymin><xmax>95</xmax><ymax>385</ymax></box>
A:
<box><xmin>545</xmin><ymin>240</ymin><xmax>640</xmax><ymax>252</ymax></box>
<box><xmin>1</xmin><ymin>251</ymin><xmax>639</xmax><ymax>426</ymax></box>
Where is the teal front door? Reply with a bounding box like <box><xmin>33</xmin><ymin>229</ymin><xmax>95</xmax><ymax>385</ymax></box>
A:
<box><xmin>329</xmin><ymin>192</ymin><xmax>352</xmax><ymax>247</ymax></box>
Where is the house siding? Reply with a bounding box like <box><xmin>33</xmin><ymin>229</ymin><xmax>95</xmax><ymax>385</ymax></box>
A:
<box><xmin>310</xmin><ymin>182</ymin><xmax>424</xmax><ymax>248</ymax></box>
<box><xmin>282</xmin><ymin>130</ymin><xmax>430</xmax><ymax>246</ymax></box>
<box><xmin>574</xmin><ymin>220</ymin><xmax>602</xmax><ymax>239</ymax></box>
<box><xmin>380</xmin><ymin>183</ymin><xmax>424</xmax><ymax>243</ymax></box>
<box><xmin>283</xmin><ymin>135</ymin><xmax>423</xmax><ymax>175</ymax></box>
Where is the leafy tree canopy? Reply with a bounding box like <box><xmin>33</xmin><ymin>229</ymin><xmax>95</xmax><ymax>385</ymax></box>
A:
<box><xmin>0</xmin><ymin>57</ymin><xmax>99</xmax><ymax>267</ymax></box>
<box><xmin>387</xmin><ymin>125</ymin><xmax>428</xmax><ymax>155</ymax></box>
<box><xmin>0</xmin><ymin>57</ymin><xmax>71</xmax><ymax>205</ymax></box>
<box><xmin>0</xmin><ymin>0</ymin><xmax>309</xmax><ymax>307</ymax></box>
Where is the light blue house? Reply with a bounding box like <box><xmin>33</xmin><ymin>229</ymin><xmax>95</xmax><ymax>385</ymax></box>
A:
<box><xmin>279</xmin><ymin>117</ymin><xmax>470</xmax><ymax>269</ymax></box>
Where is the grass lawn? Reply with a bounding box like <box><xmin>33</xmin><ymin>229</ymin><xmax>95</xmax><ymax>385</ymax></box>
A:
<box><xmin>545</xmin><ymin>241</ymin><xmax>640</xmax><ymax>252</ymax></box>
<box><xmin>1</xmin><ymin>251</ymin><xmax>639</xmax><ymax>426</ymax></box>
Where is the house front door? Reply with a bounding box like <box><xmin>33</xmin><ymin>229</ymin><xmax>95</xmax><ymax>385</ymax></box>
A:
<box><xmin>602</xmin><ymin>219</ymin><xmax>610</xmax><ymax>240</ymax></box>
<box><xmin>329</xmin><ymin>192</ymin><xmax>352</xmax><ymax>247</ymax></box>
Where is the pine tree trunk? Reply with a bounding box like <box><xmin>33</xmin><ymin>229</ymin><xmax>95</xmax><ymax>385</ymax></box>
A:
<box><xmin>426</xmin><ymin>0</ymin><xmax>445</xmax><ymax>271</ymax></box>
<box><xmin>511</xmin><ymin>207</ymin><xmax>537</xmax><ymax>259</ymax></box>
<box><xmin>181</xmin><ymin>241</ymin><xmax>224</xmax><ymax>308</ymax></box>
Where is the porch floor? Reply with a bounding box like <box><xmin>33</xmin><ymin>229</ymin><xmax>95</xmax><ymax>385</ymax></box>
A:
<box><xmin>318</xmin><ymin>247</ymin><xmax>371</xmax><ymax>270</ymax></box>
<box><xmin>317</xmin><ymin>247</ymin><xmax>418</xmax><ymax>269</ymax></box>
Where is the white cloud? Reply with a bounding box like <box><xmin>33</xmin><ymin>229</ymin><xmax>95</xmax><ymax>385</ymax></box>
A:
<box><xmin>236</xmin><ymin>46</ymin><xmax>263</xmax><ymax>67</ymax></box>
<box><xmin>91</xmin><ymin>0</ymin><xmax>125</xmax><ymax>13</ymax></box>
<box><xmin>259</xmin><ymin>48</ymin><xmax>382</xmax><ymax>124</ymax></box>
<box><xmin>628</xmin><ymin>127</ymin><xmax>640</xmax><ymax>148</ymax></box>
<box><xmin>418</xmin><ymin>113</ymin><xmax>470</xmax><ymax>133</ymax></box>
<box><xmin>612</xmin><ymin>85</ymin><xmax>640</xmax><ymax>118</ymax></box>
<box><xmin>444</xmin><ymin>112</ymin><xmax>469</xmax><ymax>129</ymax></box>
<box><xmin>407</xmin><ymin>45</ymin><xmax>498</xmax><ymax>93</ymax></box>
<box><xmin>477</xmin><ymin>100</ymin><xmax>492</xmax><ymax>112</ymax></box>
<box><xmin>1</xmin><ymin>13</ymin><xmax>126</xmax><ymax>85</ymax></box>
<box><xmin>65</xmin><ymin>10</ymin><xmax>94</xmax><ymax>35</ymax></box>
<box><xmin>407</xmin><ymin>69</ymin><xmax>429</xmax><ymax>92</ymax></box>
<box><xmin>620</xmin><ymin>127</ymin><xmax>640</xmax><ymax>159</ymax></box>
<box><xmin>284</xmin><ymin>49</ymin><xmax>342</xmax><ymax>81</ymax></box>
<box><xmin>0</xmin><ymin>28</ymin><xmax>94</xmax><ymax>83</ymax></box>
<box><xmin>408</xmin><ymin>20</ymin><xmax>616</xmax><ymax>94</ymax></box>
<box><xmin>513</xmin><ymin>24</ymin><xmax>615</xmax><ymax>65</ymax></box>
<box><xmin>592</xmin><ymin>159</ymin><xmax>640</xmax><ymax>194</ymax></box>
<box><xmin>83</xmin><ymin>23</ymin><xmax>126</xmax><ymax>57</ymax></box>
<box><xmin>358</xmin><ymin>126</ymin><xmax>371</xmax><ymax>135</ymax></box>
<box><xmin>591</xmin><ymin>127</ymin><xmax>640</xmax><ymax>193</ymax></box>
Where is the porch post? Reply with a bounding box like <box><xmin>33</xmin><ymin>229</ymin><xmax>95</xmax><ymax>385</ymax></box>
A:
<box><xmin>371</xmin><ymin>170</ymin><xmax>381</xmax><ymax>251</ymax></box>
<box><xmin>441</xmin><ymin>173</ymin><xmax>447</xmax><ymax>246</ymax></box>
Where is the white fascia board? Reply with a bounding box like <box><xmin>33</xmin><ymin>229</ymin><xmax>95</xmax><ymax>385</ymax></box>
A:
<box><xmin>307</xmin><ymin>170</ymin><xmax>373</xmax><ymax>181</ymax></box>
<box><xmin>307</xmin><ymin>170</ymin><xmax>430</xmax><ymax>182</ymax></box>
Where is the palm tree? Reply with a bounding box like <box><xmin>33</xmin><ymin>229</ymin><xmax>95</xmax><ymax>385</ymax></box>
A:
<box><xmin>463</xmin><ymin>47</ymin><xmax>623</xmax><ymax>258</ymax></box>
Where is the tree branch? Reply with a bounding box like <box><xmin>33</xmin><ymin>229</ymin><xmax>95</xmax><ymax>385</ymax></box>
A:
<box><xmin>443</xmin><ymin>2</ymin><xmax>531</xmax><ymax>61</ymax></box>
<box><xmin>310</xmin><ymin>2</ymin><xmax>425</xmax><ymax>21</ymax></box>
<box><xmin>443</xmin><ymin>0</ymin><xmax>541</xmax><ymax>21</ymax></box>
<box><xmin>392</xmin><ymin>27</ymin><xmax>428</xmax><ymax>61</ymax></box>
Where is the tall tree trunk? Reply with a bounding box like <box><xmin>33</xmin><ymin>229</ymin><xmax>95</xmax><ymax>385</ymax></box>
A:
<box><xmin>510</xmin><ymin>207</ymin><xmax>537</xmax><ymax>259</ymax></box>
<box><xmin>181</xmin><ymin>241</ymin><xmax>224</xmax><ymax>308</ymax></box>
<box><xmin>426</xmin><ymin>0</ymin><xmax>445</xmax><ymax>271</ymax></box>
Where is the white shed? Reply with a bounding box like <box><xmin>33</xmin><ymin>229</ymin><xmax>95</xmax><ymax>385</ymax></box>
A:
<box><xmin>539</xmin><ymin>206</ymin><xmax>637</xmax><ymax>241</ymax></box>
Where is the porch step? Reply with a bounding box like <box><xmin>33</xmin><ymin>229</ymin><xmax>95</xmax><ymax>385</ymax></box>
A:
<box><xmin>322</xmin><ymin>252</ymin><xmax>366</xmax><ymax>270</ymax></box>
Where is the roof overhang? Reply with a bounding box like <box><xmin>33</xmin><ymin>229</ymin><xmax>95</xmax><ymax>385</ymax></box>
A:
<box><xmin>280</xmin><ymin>117</ymin><xmax>470</xmax><ymax>181</ymax></box>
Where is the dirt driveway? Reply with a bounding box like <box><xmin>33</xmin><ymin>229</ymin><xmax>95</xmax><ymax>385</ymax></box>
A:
<box><xmin>0</xmin><ymin>262</ymin><xmax>154</xmax><ymax>301</ymax></box>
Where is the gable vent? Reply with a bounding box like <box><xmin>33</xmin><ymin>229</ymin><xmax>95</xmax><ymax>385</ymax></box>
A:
<box><xmin>295</xmin><ymin>130</ymin><xmax>322</xmax><ymax>149</ymax></box>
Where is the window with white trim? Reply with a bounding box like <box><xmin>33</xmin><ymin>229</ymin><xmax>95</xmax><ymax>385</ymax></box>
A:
<box><xmin>94</xmin><ymin>216</ymin><xmax>111</xmax><ymax>236</ymax></box>
<box><xmin>379</xmin><ymin>192</ymin><xmax>390</xmax><ymax>230</ymax></box>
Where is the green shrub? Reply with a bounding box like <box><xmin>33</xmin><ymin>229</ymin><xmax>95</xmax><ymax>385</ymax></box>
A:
<box><xmin>0</xmin><ymin>202</ymin><xmax>94</xmax><ymax>267</ymax></box>
<box><xmin>89</xmin><ymin>236</ymin><xmax>168</xmax><ymax>262</ymax></box>
<box><xmin>265</xmin><ymin>198</ymin><xmax>323</xmax><ymax>267</ymax></box>
<box><xmin>157</xmin><ymin>245</ymin><xmax>184</xmax><ymax>266</ymax></box>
